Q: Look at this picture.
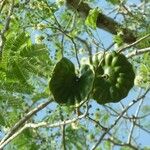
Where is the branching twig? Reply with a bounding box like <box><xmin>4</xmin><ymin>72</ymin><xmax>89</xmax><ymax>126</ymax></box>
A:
<box><xmin>48</xmin><ymin>25</ymin><xmax>81</xmax><ymax>68</ymax></box>
<box><xmin>91</xmin><ymin>88</ymin><xmax>150</xmax><ymax>150</ymax></box>
<box><xmin>0</xmin><ymin>98</ymin><xmax>53</xmax><ymax>146</ymax></box>
<box><xmin>75</xmin><ymin>36</ymin><xmax>92</xmax><ymax>56</ymax></box>
<box><xmin>118</xmin><ymin>33</ymin><xmax>150</xmax><ymax>53</ymax></box>
<box><xmin>134</xmin><ymin>122</ymin><xmax>150</xmax><ymax>134</ymax></box>
<box><xmin>90</xmin><ymin>115</ymin><xmax>138</xmax><ymax>150</ymax></box>
<box><xmin>87</xmin><ymin>116</ymin><xmax>108</xmax><ymax>131</ymax></box>
<box><xmin>0</xmin><ymin>104</ymin><xmax>88</xmax><ymax>149</ymax></box>
<box><xmin>127</xmin><ymin>91</ymin><xmax>144</xmax><ymax>144</ymax></box>
<box><xmin>105</xmin><ymin>138</ymin><xmax>138</xmax><ymax>150</ymax></box>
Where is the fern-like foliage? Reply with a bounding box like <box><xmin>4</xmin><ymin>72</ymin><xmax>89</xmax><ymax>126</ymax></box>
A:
<box><xmin>0</xmin><ymin>31</ymin><xmax>52</xmax><ymax>127</ymax></box>
<box><xmin>0</xmin><ymin>31</ymin><xmax>52</xmax><ymax>92</ymax></box>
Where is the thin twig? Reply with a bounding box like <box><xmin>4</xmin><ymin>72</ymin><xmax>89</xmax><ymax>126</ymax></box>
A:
<box><xmin>134</xmin><ymin>122</ymin><xmax>150</xmax><ymax>134</ymax></box>
<box><xmin>91</xmin><ymin>88</ymin><xmax>150</xmax><ymax>150</ymax></box>
<box><xmin>106</xmin><ymin>42</ymin><xmax>115</xmax><ymax>51</ymax></box>
<box><xmin>87</xmin><ymin>116</ymin><xmax>108</xmax><ymax>131</ymax></box>
<box><xmin>0</xmin><ymin>0</ymin><xmax>6</xmax><ymax>13</ymax></box>
<box><xmin>61</xmin><ymin>35</ymin><xmax>64</xmax><ymax>57</ymax></box>
<box><xmin>49</xmin><ymin>26</ymin><xmax>81</xmax><ymax>68</ymax></box>
<box><xmin>104</xmin><ymin>103</ymin><xmax>150</xmax><ymax>120</ymax></box>
<box><xmin>71</xmin><ymin>38</ymin><xmax>81</xmax><ymax>68</ymax></box>
<box><xmin>118</xmin><ymin>33</ymin><xmax>150</xmax><ymax>53</ymax></box>
<box><xmin>61</xmin><ymin>124</ymin><xmax>66</xmax><ymax>150</ymax></box>
<box><xmin>127</xmin><ymin>89</ymin><xmax>143</xmax><ymax>144</ymax></box>
<box><xmin>59</xmin><ymin>107</ymin><xmax>66</xmax><ymax>150</ymax></box>
<box><xmin>105</xmin><ymin>138</ymin><xmax>138</xmax><ymax>150</ymax></box>
<box><xmin>75</xmin><ymin>36</ymin><xmax>92</xmax><ymax>56</ymax></box>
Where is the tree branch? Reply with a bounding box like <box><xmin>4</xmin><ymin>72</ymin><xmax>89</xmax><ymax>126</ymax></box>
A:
<box><xmin>0</xmin><ymin>0</ymin><xmax>14</xmax><ymax>58</ymax></box>
<box><xmin>66</xmin><ymin>0</ymin><xmax>136</xmax><ymax>43</ymax></box>
<box><xmin>59</xmin><ymin>107</ymin><xmax>66</xmax><ymax>150</ymax></box>
<box><xmin>118</xmin><ymin>33</ymin><xmax>150</xmax><ymax>53</ymax></box>
<box><xmin>127</xmin><ymin>93</ymin><xmax>144</xmax><ymax>144</ymax></box>
<box><xmin>0</xmin><ymin>98</ymin><xmax>53</xmax><ymax>146</ymax></box>
<box><xmin>91</xmin><ymin>88</ymin><xmax>150</xmax><ymax>150</ymax></box>
<box><xmin>0</xmin><ymin>104</ymin><xmax>88</xmax><ymax>149</ymax></box>
<box><xmin>0</xmin><ymin>0</ymin><xmax>6</xmax><ymax>13</ymax></box>
<box><xmin>127</xmin><ymin>47</ymin><xmax>150</xmax><ymax>58</ymax></box>
<box><xmin>61</xmin><ymin>124</ymin><xmax>66</xmax><ymax>150</ymax></box>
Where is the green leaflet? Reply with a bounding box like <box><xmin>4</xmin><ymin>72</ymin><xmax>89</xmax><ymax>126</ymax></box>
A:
<box><xmin>0</xmin><ymin>113</ymin><xmax>5</xmax><ymax>126</ymax></box>
<box><xmin>85</xmin><ymin>8</ymin><xmax>101</xmax><ymax>29</ymax></box>
<box><xmin>0</xmin><ymin>31</ymin><xmax>52</xmax><ymax>96</ymax></box>
<box><xmin>113</xmin><ymin>33</ymin><xmax>124</xmax><ymax>46</ymax></box>
<box><xmin>0</xmin><ymin>32</ymin><xmax>25</xmax><ymax>70</ymax></box>
<box><xmin>135</xmin><ymin>52</ymin><xmax>150</xmax><ymax>88</ymax></box>
<box><xmin>12</xmin><ymin>129</ymin><xmax>38</xmax><ymax>150</ymax></box>
<box><xmin>49</xmin><ymin>58</ymin><xmax>94</xmax><ymax>105</ymax></box>
<box><xmin>106</xmin><ymin>0</ymin><xmax>120</xmax><ymax>5</ymax></box>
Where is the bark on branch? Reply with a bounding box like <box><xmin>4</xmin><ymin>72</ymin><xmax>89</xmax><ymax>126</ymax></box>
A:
<box><xmin>0</xmin><ymin>103</ymin><xmax>88</xmax><ymax>149</ymax></box>
<box><xmin>66</xmin><ymin>0</ymin><xmax>136</xmax><ymax>44</ymax></box>
<box><xmin>0</xmin><ymin>98</ymin><xmax>53</xmax><ymax>147</ymax></box>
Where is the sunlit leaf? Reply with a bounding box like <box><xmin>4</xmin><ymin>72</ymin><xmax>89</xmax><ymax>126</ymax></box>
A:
<box><xmin>85</xmin><ymin>8</ymin><xmax>101</xmax><ymax>29</ymax></box>
<box><xmin>106</xmin><ymin>0</ymin><xmax>120</xmax><ymax>5</ymax></box>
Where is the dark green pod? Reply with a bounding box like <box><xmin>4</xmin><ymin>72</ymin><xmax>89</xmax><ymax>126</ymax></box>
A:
<box><xmin>92</xmin><ymin>51</ymin><xmax>135</xmax><ymax>104</ymax></box>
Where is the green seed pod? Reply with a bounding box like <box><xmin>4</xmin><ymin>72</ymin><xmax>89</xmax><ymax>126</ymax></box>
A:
<box><xmin>92</xmin><ymin>51</ymin><xmax>135</xmax><ymax>104</ymax></box>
